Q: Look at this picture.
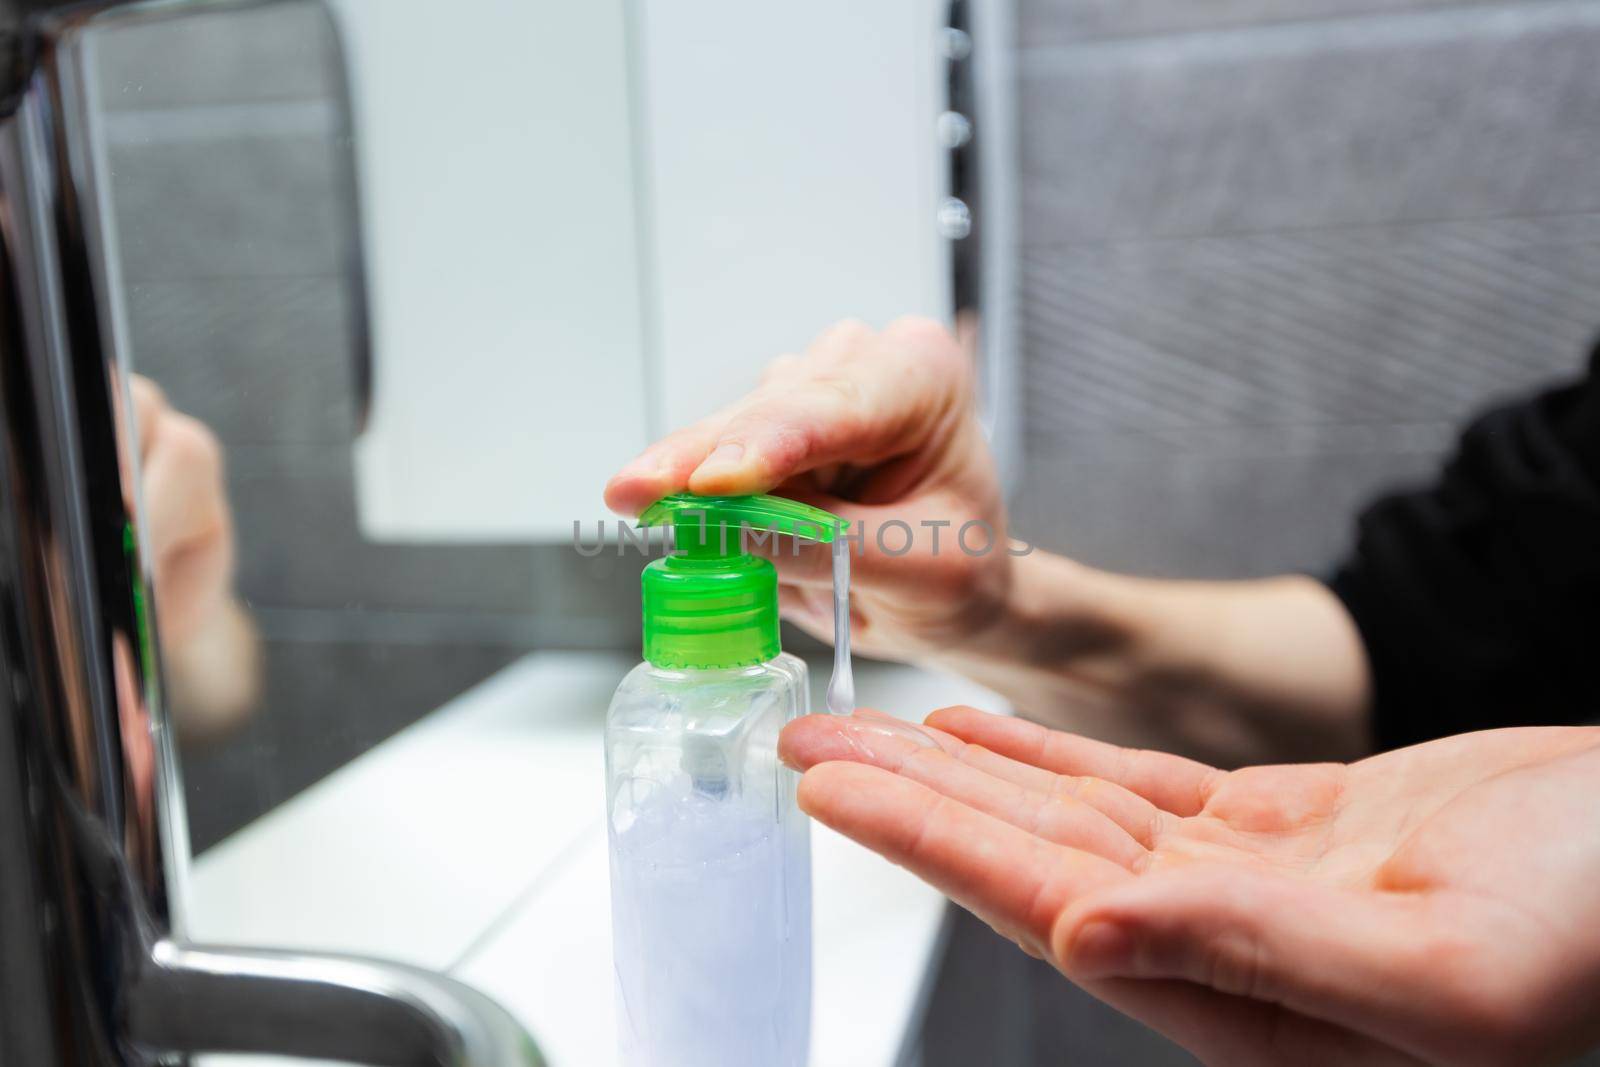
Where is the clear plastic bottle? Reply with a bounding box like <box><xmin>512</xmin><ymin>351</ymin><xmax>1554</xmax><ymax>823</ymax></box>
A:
<box><xmin>607</xmin><ymin>654</ymin><xmax>811</xmax><ymax>1066</ymax></box>
<box><xmin>605</xmin><ymin>494</ymin><xmax>844</xmax><ymax>1067</ymax></box>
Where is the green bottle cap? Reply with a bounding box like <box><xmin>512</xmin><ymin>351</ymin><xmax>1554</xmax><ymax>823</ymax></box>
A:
<box><xmin>635</xmin><ymin>493</ymin><xmax>846</xmax><ymax>670</ymax></box>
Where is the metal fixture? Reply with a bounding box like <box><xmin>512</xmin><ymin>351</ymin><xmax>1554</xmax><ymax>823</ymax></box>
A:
<box><xmin>936</xmin><ymin>109</ymin><xmax>972</xmax><ymax>150</ymax></box>
<box><xmin>936</xmin><ymin>196</ymin><xmax>972</xmax><ymax>240</ymax></box>
<box><xmin>939</xmin><ymin>0</ymin><xmax>1022</xmax><ymax>499</ymax></box>
<box><xmin>942</xmin><ymin>0</ymin><xmax>981</xmax><ymax>315</ymax></box>
<box><xmin>0</xmin><ymin>1</ymin><xmax>543</xmax><ymax>1062</ymax></box>
<box><xmin>938</xmin><ymin>24</ymin><xmax>972</xmax><ymax>62</ymax></box>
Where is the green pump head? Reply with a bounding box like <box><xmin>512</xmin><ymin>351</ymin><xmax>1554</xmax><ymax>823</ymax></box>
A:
<box><xmin>635</xmin><ymin>493</ymin><xmax>846</xmax><ymax>670</ymax></box>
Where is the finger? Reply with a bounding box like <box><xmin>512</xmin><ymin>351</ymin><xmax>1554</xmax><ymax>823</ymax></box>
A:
<box><xmin>1055</xmin><ymin>865</ymin><xmax>1449</xmax><ymax>1055</ymax></box>
<box><xmin>849</xmin><ymin>706</ymin><xmax>915</xmax><ymax>726</ymax></box>
<box><xmin>142</xmin><ymin>412</ymin><xmax>227</xmax><ymax>558</ymax></box>
<box><xmin>128</xmin><ymin>375</ymin><xmax>167</xmax><ymax>459</ymax></box>
<box><xmin>604</xmin><ymin>417</ymin><xmax>724</xmax><ymax>516</ymax></box>
<box><xmin>798</xmin><ymin>316</ymin><xmax>874</xmax><ymax>362</ymax></box>
<box><xmin>777</xmin><ymin>582</ymin><xmax>831</xmax><ymax>630</ymax></box>
<box><xmin>1081</xmin><ymin>978</ymin><xmax>1428</xmax><ymax>1067</ymax></box>
<box><xmin>776</xmin><ymin>580</ymin><xmax>820</xmax><ymax>606</ymax></box>
<box><xmin>604</xmin><ymin>321</ymin><xmax>887</xmax><ymax>513</ymax></box>
<box><xmin>927</xmin><ymin>705</ymin><xmax>1220</xmax><ymax>816</ymax></box>
<box><xmin>954</xmin><ymin>744</ymin><xmax>1165</xmax><ymax>848</ymax></box>
<box><xmin>777</xmin><ymin>608</ymin><xmax>831</xmax><ymax>648</ymax></box>
<box><xmin>770</xmin><ymin>563</ymin><xmax>892</xmax><ymax>629</ymax></box>
<box><xmin>777</xmin><ymin>592</ymin><xmax>893</xmax><ymax>660</ymax></box>
<box><xmin>781</xmin><ymin>714</ymin><xmax>1148</xmax><ymax>869</ymax></box>
<box><xmin>842</xmin><ymin>709</ymin><xmax>1166</xmax><ymax>848</ymax></box>
<box><xmin>686</xmin><ymin>318</ymin><xmax>969</xmax><ymax>496</ymax></box>
<box><xmin>797</xmin><ymin>760</ymin><xmax>1129</xmax><ymax>955</ymax></box>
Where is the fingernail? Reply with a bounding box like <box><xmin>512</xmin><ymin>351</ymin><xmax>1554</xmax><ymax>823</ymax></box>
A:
<box><xmin>695</xmin><ymin>442</ymin><xmax>745</xmax><ymax>474</ymax></box>
<box><xmin>1068</xmin><ymin>920</ymin><xmax>1136</xmax><ymax>978</ymax></box>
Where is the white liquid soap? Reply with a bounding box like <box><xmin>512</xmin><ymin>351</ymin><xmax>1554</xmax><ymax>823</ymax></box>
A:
<box><xmin>609</xmin><ymin>672</ymin><xmax>812</xmax><ymax>1067</ymax></box>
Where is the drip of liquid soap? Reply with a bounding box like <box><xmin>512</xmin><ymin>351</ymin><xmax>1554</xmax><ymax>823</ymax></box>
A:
<box><xmin>825</xmin><ymin>539</ymin><xmax>855</xmax><ymax>715</ymax></box>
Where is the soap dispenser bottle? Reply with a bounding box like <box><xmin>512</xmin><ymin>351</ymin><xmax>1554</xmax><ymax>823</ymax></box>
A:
<box><xmin>606</xmin><ymin>493</ymin><xmax>845</xmax><ymax>1067</ymax></box>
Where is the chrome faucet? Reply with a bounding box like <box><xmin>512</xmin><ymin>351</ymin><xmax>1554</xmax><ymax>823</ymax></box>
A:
<box><xmin>0</xmin><ymin>2</ymin><xmax>543</xmax><ymax>1062</ymax></box>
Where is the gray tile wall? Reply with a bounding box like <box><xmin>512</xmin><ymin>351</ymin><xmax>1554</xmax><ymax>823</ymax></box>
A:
<box><xmin>1010</xmin><ymin>0</ymin><xmax>1600</xmax><ymax>578</ymax></box>
<box><xmin>1020</xmin><ymin>0</ymin><xmax>1498</xmax><ymax>42</ymax></box>
<box><xmin>997</xmin><ymin>3</ymin><xmax>1600</xmax><ymax>1063</ymax></box>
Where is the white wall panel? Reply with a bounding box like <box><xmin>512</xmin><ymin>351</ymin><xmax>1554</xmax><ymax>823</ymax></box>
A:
<box><xmin>340</xmin><ymin>0</ymin><xmax>649</xmax><ymax>540</ymax></box>
<box><xmin>345</xmin><ymin>2</ymin><xmax>986</xmax><ymax>540</ymax></box>
<box><xmin>636</xmin><ymin>0</ymin><xmax>951</xmax><ymax>431</ymax></box>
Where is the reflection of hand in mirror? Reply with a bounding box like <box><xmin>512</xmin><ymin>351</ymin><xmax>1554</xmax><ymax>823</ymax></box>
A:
<box><xmin>130</xmin><ymin>376</ymin><xmax>260</xmax><ymax>737</ymax></box>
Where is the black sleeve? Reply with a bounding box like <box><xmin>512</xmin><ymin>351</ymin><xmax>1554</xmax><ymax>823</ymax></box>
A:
<box><xmin>1328</xmin><ymin>339</ymin><xmax>1600</xmax><ymax>751</ymax></box>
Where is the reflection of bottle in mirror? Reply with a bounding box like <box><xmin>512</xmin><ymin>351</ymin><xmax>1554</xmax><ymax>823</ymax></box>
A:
<box><xmin>606</xmin><ymin>494</ymin><xmax>845</xmax><ymax>1066</ymax></box>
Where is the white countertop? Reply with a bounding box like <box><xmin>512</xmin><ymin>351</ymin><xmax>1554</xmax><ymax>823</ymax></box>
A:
<box><xmin>188</xmin><ymin>650</ymin><xmax>1006</xmax><ymax>1066</ymax></box>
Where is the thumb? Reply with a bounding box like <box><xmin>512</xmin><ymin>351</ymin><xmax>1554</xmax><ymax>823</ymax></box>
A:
<box><xmin>1055</xmin><ymin>865</ymin><xmax>1440</xmax><ymax>1039</ymax></box>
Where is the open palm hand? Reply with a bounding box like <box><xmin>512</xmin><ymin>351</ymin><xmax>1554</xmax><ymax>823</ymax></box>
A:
<box><xmin>780</xmin><ymin>708</ymin><xmax>1600</xmax><ymax>1066</ymax></box>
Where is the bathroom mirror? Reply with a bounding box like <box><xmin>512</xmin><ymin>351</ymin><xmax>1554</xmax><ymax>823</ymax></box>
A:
<box><xmin>89</xmin><ymin>0</ymin><xmax>997</xmax><ymax>850</ymax></box>
<box><xmin>85</xmin><ymin>0</ymin><xmax>574</xmax><ymax>974</ymax></box>
<box><xmin>77</xmin><ymin>10</ymin><xmax>634</xmax><ymax>1029</ymax></box>
<box><xmin>87</xmin><ymin>0</ymin><xmax>463</xmax><ymax>857</ymax></box>
<box><xmin>83</xmin><ymin>4</ymin><xmax>1008</xmax><ymax>1050</ymax></box>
